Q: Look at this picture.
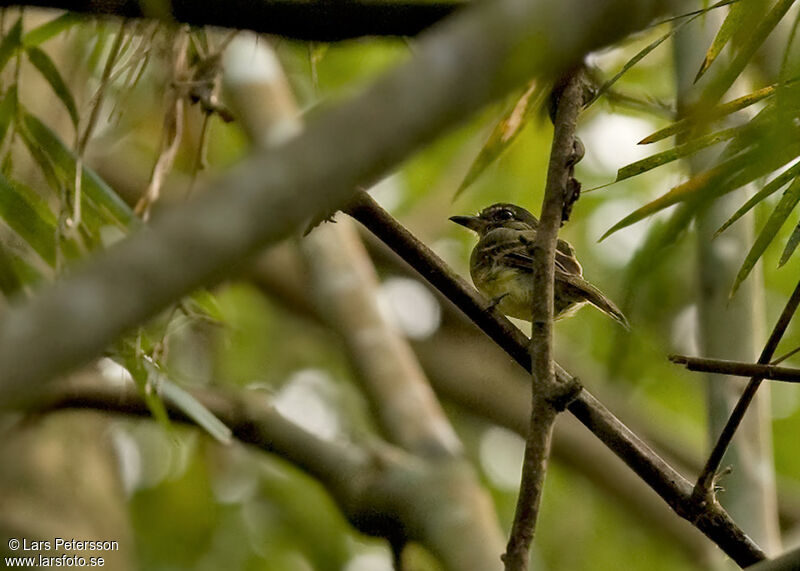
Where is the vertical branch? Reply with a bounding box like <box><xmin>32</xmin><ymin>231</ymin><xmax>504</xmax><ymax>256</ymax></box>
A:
<box><xmin>502</xmin><ymin>70</ymin><xmax>584</xmax><ymax>571</ymax></box>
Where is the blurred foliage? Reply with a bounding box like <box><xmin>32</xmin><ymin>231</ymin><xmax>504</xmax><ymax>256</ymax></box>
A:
<box><xmin>3</xmin><ymin>2</ymin><xmax>800</xmax><ymax>570</ymax></box>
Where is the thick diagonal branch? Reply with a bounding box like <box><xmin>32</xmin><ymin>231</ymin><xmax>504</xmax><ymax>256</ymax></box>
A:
<box><xmin>0</xmin><ymin>0</ymin><xmax>669</xmax><ymax>407</ymax></box>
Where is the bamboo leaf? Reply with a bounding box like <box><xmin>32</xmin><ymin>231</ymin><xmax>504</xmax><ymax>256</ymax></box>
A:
<box><xmin>184</xmin><ymin>289</ymin><xmax>225</xmax><ymax>324</ymax></box>
<box><xmin>26</xmin><ymin>47</ymin><xmax>79</xmax><ymax>128</ymax></box>
<box><xmin>16</xmin><ymin>117</ymin><xmax>62</xmax><ymax>192</ymax></box>
<box><xmin>159</xmin><ymin>376</ymin><xmax>232</xmax><ymax>444</ymax></box>
<box><xmin>0</xmin><ymin>246</ymin><xmax>49</xmax><ymax>297</ymax></box>
<box><xmin>455</xmin><ymin>81</ymin><xmax>547</xmax><ymax>196</ymax></box>
<box><xmin>23</xmin><ymin>12</ymin><xmax>81</xmax><ymax>47</ymax></box>
<box><xmin>0</xmin><ymin>240</ymin><xmax>25</xmax><ymax>297</ymax></box>
<box><xmin>21</xmin><ymin>112</ymin><xmax>221</xmax><ymax>319</ymax></box>
<box><xmin>700</xmin><ymin>0</ymin><xmax>797</xmax><ymax>105</ymax></box>
<box><xmin>119</xmin><ymin>348</ymin><xmax>172</xmax><ymax>432</ymax></box>
<box><xmin>732</xmin><ymin>177</ymin><xmax>800</xmax><ymax>296</ymax></box>
<box><xmin>0</xmin><ymin>18</ymin><xmax>22</xmax><ymax>76</ymax></box>
<box><xmin>716</xmin><ymin>161</ymin><xmax>800</xmax><ymax>237</ymax></box>
<box><xmin>651</xmin><ymin>0</ymin><xmax>739</xmax><ymax>25</ymax></box>
<box><xmin>22</xmin><ymin>112</ymin><xmax>137</xmax><ymax>229</ymax></box>
<box><xmin>0</xmin><ymin>174</ymin><xmax>84</xmax><ymax>265</ymax></box>
<box><xmin>616</xmin><ymin>126</ymin><xmax>739</xmax><ymax>181</ymax></box>
<box><xmin>0</xmin><ymin>173</ymin><xmax>57</xmax><ymax>265</ymax></box>
<box><xmin>0</xmin><ymin>85</ymin><xmax>18</xmax><ymax>148</ymax></box>
<box><xmin>695</xmin><ymin>0</ymin><xmax>757</xmax><ymax>82</ymax></box>
<box><xmin>589</xmin><ymin>0</ymin><xmax>735</xmax><ymax>107</ymax></box>
<box><xmin>640</xmin><ymin>84</ymin><xmax>777</xmax><ymax>144</ymax></box>
<box><xmin>780</xmin><ymin>221</ymin><xmax>800</xmax><ymax>265</ymax></box>
<box><xmin>117</xmin><ymin>338</ymin><xmax>231</xmax><ymax>443</ymax></box>
<box><xmin>602</xmin><ymin>156</ymin><xmax>742</xmax><ymax>240</ymax></box>
<box><xmin>592</xmin><ymin>29</ymin><xmax>675</xmax><ymax>105</ymax></box>
<box><xmin>602</xmin><ymin>141</ymin><xmax>800</xmax><ymax>240</ymax></box>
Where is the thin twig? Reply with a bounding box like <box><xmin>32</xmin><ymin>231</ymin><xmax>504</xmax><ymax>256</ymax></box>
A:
<box><xmin>693</xmin><ymin>279</ymin><xmax>800</xmax><ymax>502</ymax></box>
<box><xmin>670</xmin><ymin>355</ymin><xmax>800</xmax><ymax>382</ymax></box>
<box><xmin>503</xmin><ymin>71</ymin><xmax>584</xmax><ymax>571</ymax></box>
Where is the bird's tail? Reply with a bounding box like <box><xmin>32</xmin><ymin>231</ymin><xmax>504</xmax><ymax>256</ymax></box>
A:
<box><xmin>574</xmin><ymin>278</ymin><xmax>629</xmax><ymax>330</ymax></box>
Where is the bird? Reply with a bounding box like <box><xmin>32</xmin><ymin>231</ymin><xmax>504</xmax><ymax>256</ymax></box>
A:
<box><xmin>450</xmin><ymin>203</ymin><xmax>629</xmax><ymax>329</ymax></box>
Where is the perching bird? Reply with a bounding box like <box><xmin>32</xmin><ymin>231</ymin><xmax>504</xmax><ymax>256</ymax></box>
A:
<box><xmin>450</xmin><ymin>203</ymin><xmax>629</xmax><ymax>329</ymax></box>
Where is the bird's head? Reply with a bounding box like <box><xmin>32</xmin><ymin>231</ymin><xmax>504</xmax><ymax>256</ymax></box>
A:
<box><xmin>449</xmin><ymin>203</ymin><xmax>539</xmax><ymax>237</ymax></box>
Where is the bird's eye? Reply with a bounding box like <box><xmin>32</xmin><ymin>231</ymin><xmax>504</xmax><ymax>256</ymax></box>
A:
<box><xmin>497</xmin><ymin>209</ymin><xmax>514</xmax><ymax>220</ymax></box>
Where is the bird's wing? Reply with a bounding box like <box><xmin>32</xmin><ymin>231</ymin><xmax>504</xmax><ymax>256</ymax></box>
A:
<box><xmin>482</xmin><ymin>230</ymin><xmax>583</xmax><ymax>276</ymax></box>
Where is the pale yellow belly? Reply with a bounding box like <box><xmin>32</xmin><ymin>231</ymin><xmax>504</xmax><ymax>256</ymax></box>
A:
<box><xmin>471</xmin><ymin>266</ymin><xmax>584</xmax><ymax>321</ymax></box>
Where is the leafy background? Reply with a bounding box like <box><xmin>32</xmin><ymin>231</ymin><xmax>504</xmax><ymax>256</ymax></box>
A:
<box><xmin>1</xmin><ymin>2</ymin><xmax>800</xmax><ymax>569</ymax></box>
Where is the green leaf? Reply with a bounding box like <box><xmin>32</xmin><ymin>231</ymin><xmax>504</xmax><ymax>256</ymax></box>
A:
<box><xmin>116</xmin><ymin>337</ymin><xmax>231</xmax><ymax>444</ymax></box>
<box><xmin>651</xmin><ymin>0</ymin><xmax>739</xmax><ymax>25</ymax></box>
<box><xmin>86</xmin><ymin>23</ymin><xmax>110</xmax><ymax>73</ymax></box>
<box><xmin>732</xmin><ymin>177</ymin><xmax>800</xmax><ymax>296</ymax></box>
<box><xmin>700</xmin><ymin>0</ymin><xmax>797</xmax><ymax>105</ymax></box>
<box><xmin>26</xmin><ymin>46</ymin><xmax>80</xmax><ymax>128</ymax></box>
<box><xmin>159</xmin><ymin>376</ymin><xmax>232</xmax><ymax>444</ymax></box>
<box><xmin>22</xmin><ymin>112</ymin><xmax>137</xmax><ymax>229</ymax></box>
<box><xmin>695</xmin><ymin>0</ymin><xmax>758</xmax><ymax>82</ymax></box>
<box><xmin>715</xmin><ymin>161</ymin><xmax>800</xmax><ymax>237</ymax></box>
<box><xmin>0</xmin><ymin>173</ymin><xmax>84</xmax><ymax>266</ymax></box>
<box><xmin>588</xmin><ymin>0</ymin><xmax>736</xmax><ymax>107</ymax></box>
<box><xmin>0</xmin><ymin>18</ymin><xmax>22</xmax><ymax>76</ymax></box>
<box><xmin>118</xmin><ymin>341</ymin><xmax>172</xmax><ymax>432</ymax></box>
<box><xmin>0</xmin><ymin>246</ymin><xmax>49</xmax><ymax>297</ymax></box>
<box><xmin>0</xmin><ymin>173</ymin><xmax>56</xmax><ymax>264</ymax></box>
<box><xmin>602</xmin><ymin>139</ymin><xmax>800</xmax><ymax>240</ymax></box>
<box><xmin>591</xmin><ymin>28</ymin><xmax>675</xmax><ymax>107</ymax></box>
<box><xmin>602</xmin><ymin>152</ymin><xmax>748</xmax><ymax>240</ymax></box>
<box><xmin>0</xmin><ymin>240</ymin><xmax>25</xmax><ymax>297</ymax></box>
<box><xmin>23</xmin><ymin>12</ymin><xmax>81</xmax><ymax>47</ymax></box>
<box><xmin>16</xmin><ymin>117</ymin><xmax>62</xmax><ymax>192</ymax></box>
<box><xmin>456</xmin><ymin>81</ymin><xmax>548</xmax><ymax>196</ymax></box>
<box><xmin>616</xmin><ymin>126</ymin><xmax>740</xmax><ymax>182</ymax></box>
<box><xmin>0</xmin><ymin>85</ymin><xmax>18</xmax><ymax>148</ymax></box>
<box><xmin>184</xmin><ymin>289</ymin><xmax>225</xmax><ymax>324</ymax></box>
<box><xmin>780</xmin><ymin>221</ymin><xmax>800</xmax><ymax>265</ymax></box>
<box><xmin>639</xmin><ymin>84</ymin><xmax>778</xmax><ymax>144</ymax></box>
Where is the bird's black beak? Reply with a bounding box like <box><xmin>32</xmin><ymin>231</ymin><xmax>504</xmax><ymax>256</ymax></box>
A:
<box><xmin>449</xmin><ymin>215</ymin><xmax>483</xmax><ymax>233</ymax></box>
